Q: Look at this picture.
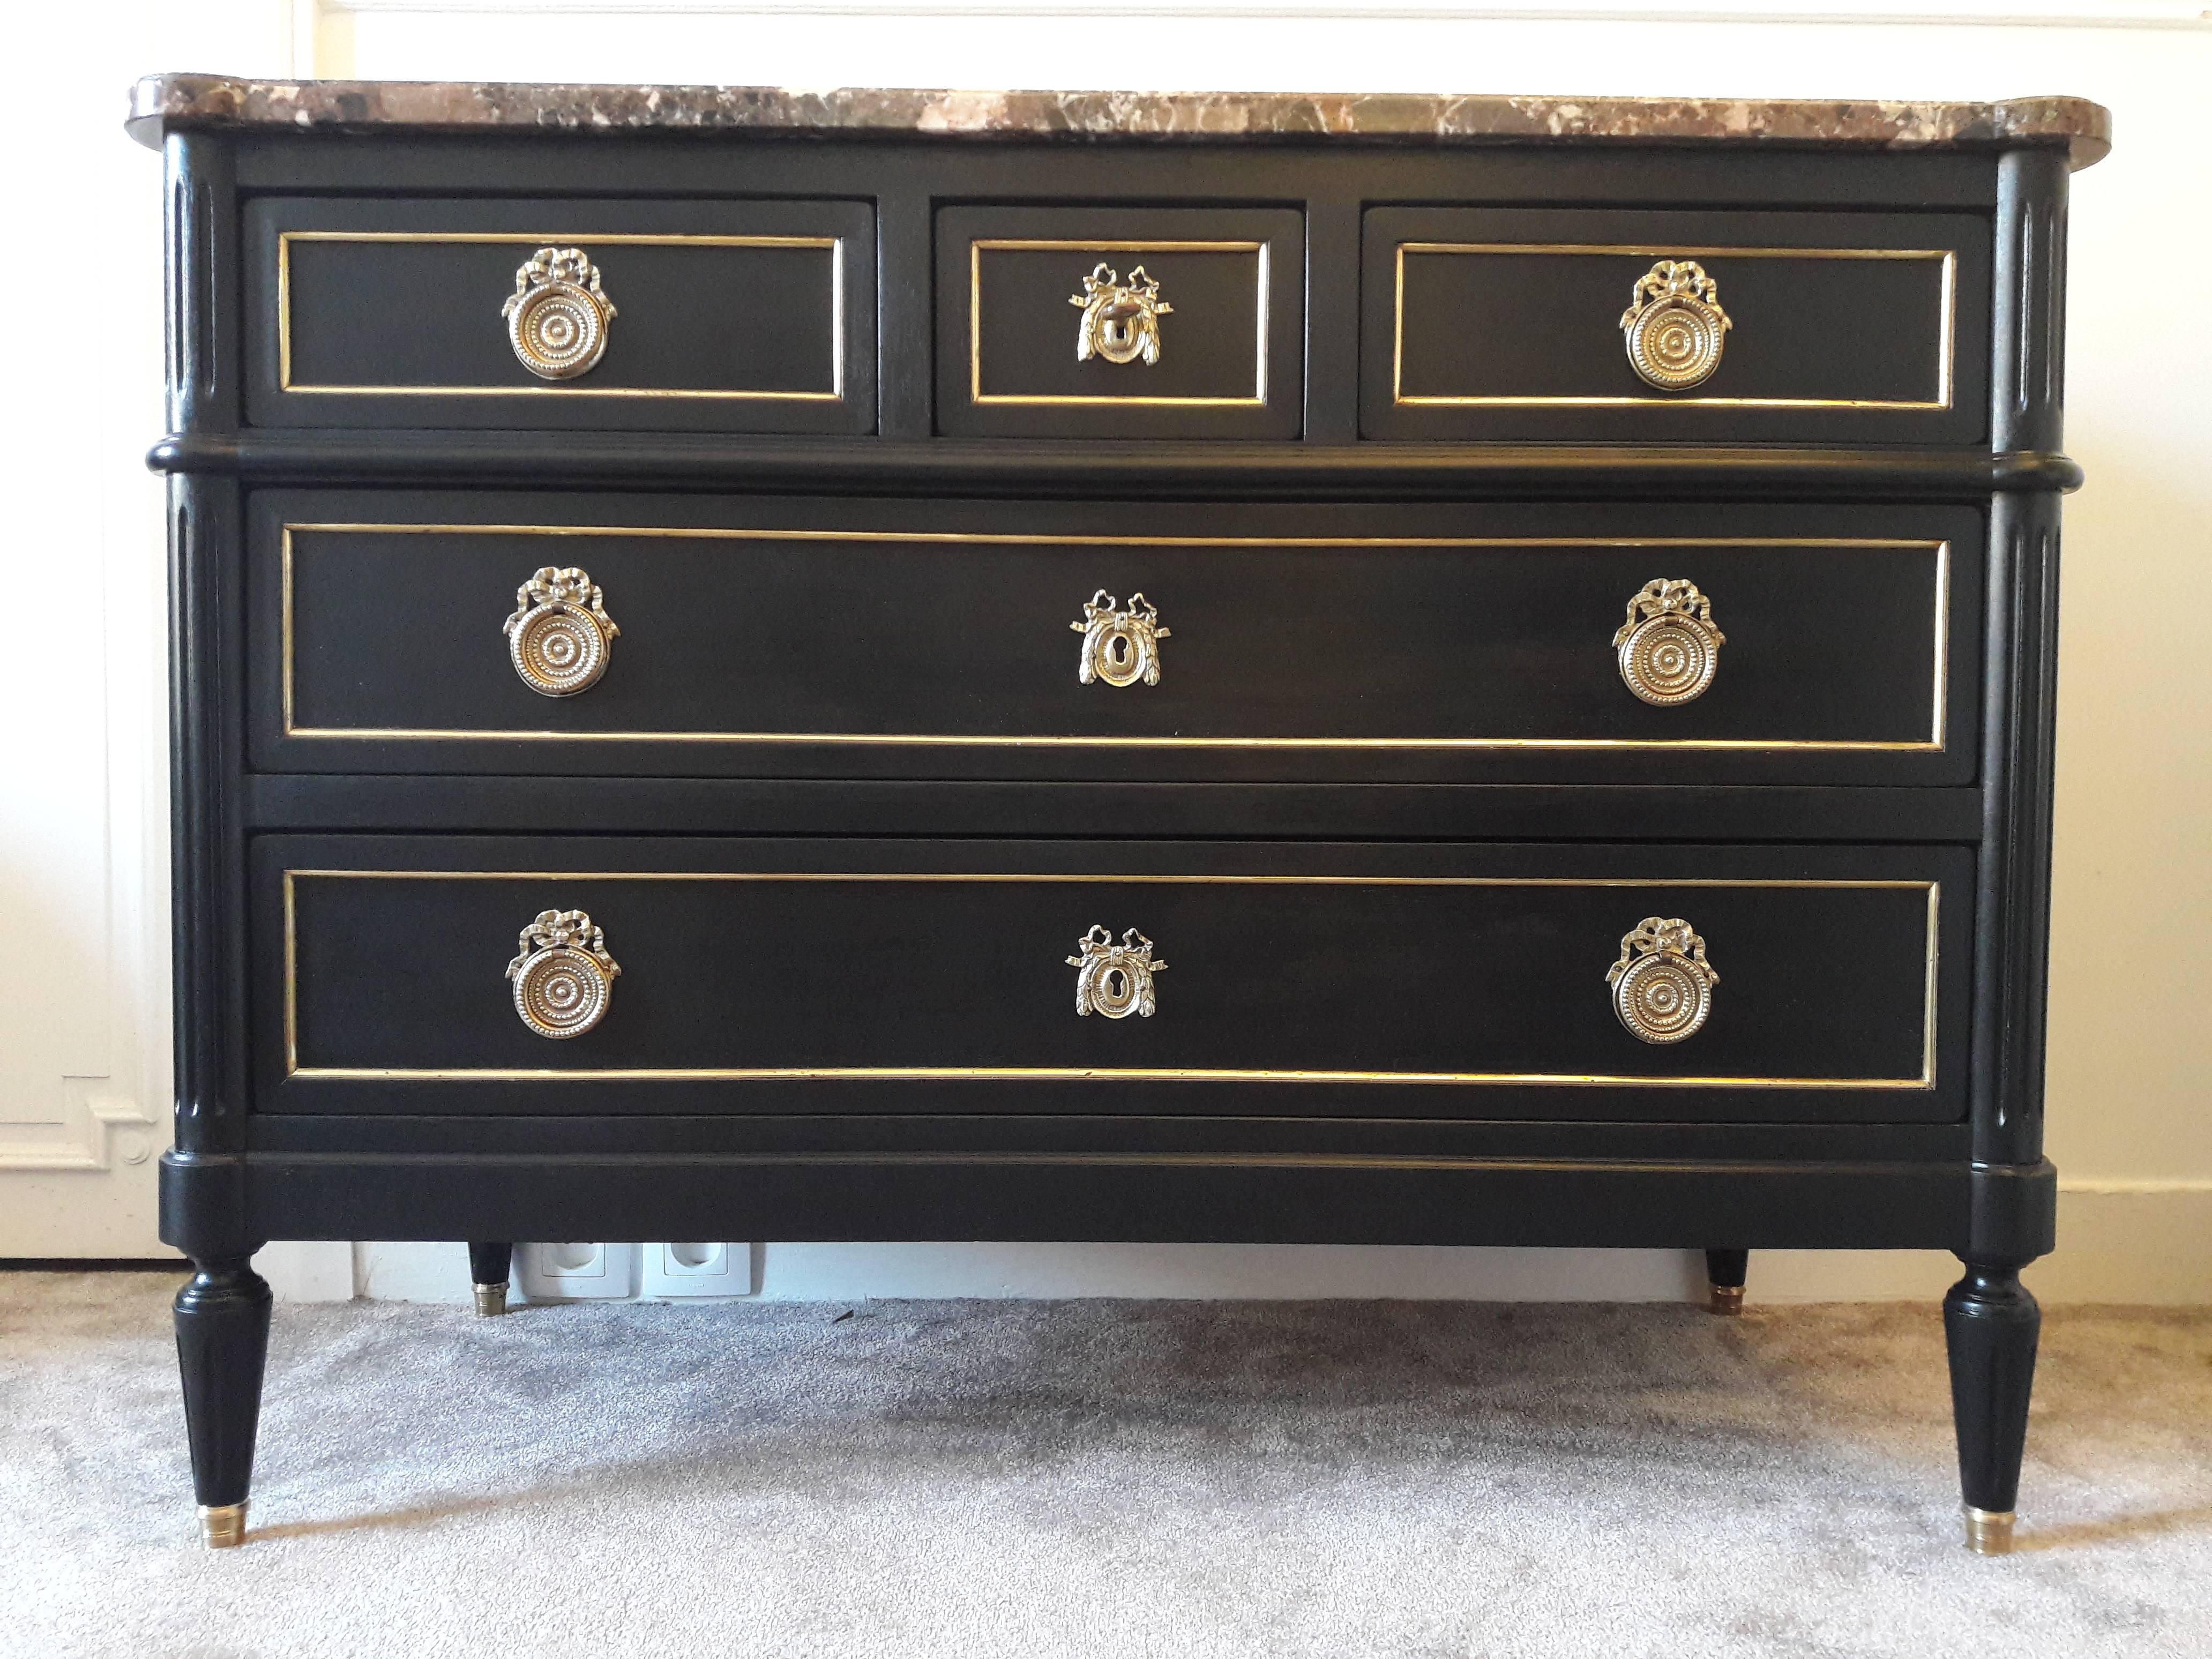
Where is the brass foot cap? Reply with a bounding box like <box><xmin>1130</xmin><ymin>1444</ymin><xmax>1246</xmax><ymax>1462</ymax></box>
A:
<box><xmin>1964</xmin><ymin>1506</ymin><xmax>2016</xmax><ymax>1555</ymax></box>
<box><xmin>1708</xmin><ymin>1282</ymin><xmax>1745</xmax><ymax>1316</ymax></box>
<box><xmin>473</xmin><ymin>1282</ymin><xmax>509</xmax><ymax>1318</ymax></box>
<box><xmin>199</xmin><ymin>1502</ymin><xmax>248</xmax><ymax>1549</ymax></box>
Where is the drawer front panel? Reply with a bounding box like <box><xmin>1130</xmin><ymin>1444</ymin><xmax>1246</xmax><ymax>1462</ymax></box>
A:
<box><xmin>252</xmin><ymin>494</ymin><xmax>1981</xmax><ymax>786</ymax></box>
<box><xmin>936</xmin><ymin>206</ymin><xmax>1305</xmax><ymax>438</ymax></box>
<box><xmin>245</xmin><ymin>198</ymin><xmax>875</xmax><ymax>432</ymax></box>
<box><xmin>256</xmin><ymin>839</ymin><xmax>1970</xmax><ymax>1124</ymax></box>
<box><xmin>1363</xmin><ymin>207</ymin><xmax>1990</xmax><ymax>445</ymax></box>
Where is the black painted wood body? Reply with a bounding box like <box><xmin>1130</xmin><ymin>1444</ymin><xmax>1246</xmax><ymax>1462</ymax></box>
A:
<box><xmin>467</xmin><ymin>1241</ymin><xmax>513</xmax><ymax>1289</ymax></box>
<box><xmin>146</xmin><ymin>112</ymin><xmax>2079</xmax><ymax>1547</ymax></box>
<box><xmin>1945</xmin><ymin>1262</ymin><xmax>2043</xmax><ymax>1516</ymax></box>
<box><xmin>172</xmin><ymin>1263</ymin><xmax>272</xmax><ymax>1511</ymax></box>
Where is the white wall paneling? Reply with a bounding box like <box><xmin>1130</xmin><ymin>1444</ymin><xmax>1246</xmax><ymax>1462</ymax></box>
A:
<box><xmin>313</xmin><ymin>2</ymin><xmax>2211</xmax><ymax>27</ymax></box>
<box><xmin>304</xmin><ymin>1</ymin><xmax>2209</xmax><ymax>84</ymax></box>
<box><xmin>0</xmin><ymin>3</ymin><xmax>294</xmax><ymax>1256</ymax></box>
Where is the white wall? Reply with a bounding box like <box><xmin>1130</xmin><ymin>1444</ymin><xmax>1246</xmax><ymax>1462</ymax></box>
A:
<box><xmin>0</xmin><ymin>4</ymin><xmax>303</xmax><ymax>1254</ymax></box>
<box><xmin>9</xmin><ymin>3</ymin><xmax>2207</xmax><ymax>1299</ymax></box>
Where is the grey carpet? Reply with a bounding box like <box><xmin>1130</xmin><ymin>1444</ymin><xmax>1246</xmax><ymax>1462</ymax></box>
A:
<box><xmin>3</xmin><ymin>1274</ymin><xmax>2209</xmax><ymax>1658</ymax></box>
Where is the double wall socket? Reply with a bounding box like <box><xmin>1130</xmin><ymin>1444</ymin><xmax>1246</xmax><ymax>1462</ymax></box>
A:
<box><xmin>514</xmin><ymin>1242</ymin><xmax>755</xmax><ymax>1301</ymax></box>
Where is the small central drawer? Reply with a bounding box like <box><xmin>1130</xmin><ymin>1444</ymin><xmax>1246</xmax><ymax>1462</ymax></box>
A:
<box><xmin>249</xmin><ymin>492</ymin><xmax>1981</xmax><ymax>787</ymax></box>
<box><xmin>244</xmin><ymin>197</ymin><xmax>876</xmax><ymax>433</ymax></box>
<box><xmin>936</xmin><ymin>205</ymin><xmax>1305</xmax><ymax>439</ymax></box>
<box><xmin>255</xmin><ymin>838</ymin><xmax>1970</xmax><ymax>1125</ymax></box>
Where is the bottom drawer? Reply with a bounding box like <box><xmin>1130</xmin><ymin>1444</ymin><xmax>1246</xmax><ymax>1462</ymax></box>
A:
<box><xmin>254</xmin><ymin>837</ymin><xmax>1970</xmax><ymax>1124</ymax></box>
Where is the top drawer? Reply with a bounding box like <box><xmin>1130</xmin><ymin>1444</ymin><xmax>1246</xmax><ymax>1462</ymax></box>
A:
<box><xmin>936</xmin><ymin>205</ymin><xmax>1306</xmax><ymax>440</ymax></box>
<box><xmin>1364</xmin><ymin>207</ymin><xmax>1990</xmax><ymax>446</ymax></box>
<box><xmin>244</xmin><ymin>198</ymin><xmax>876</xmax><ymax>433</ymax></box>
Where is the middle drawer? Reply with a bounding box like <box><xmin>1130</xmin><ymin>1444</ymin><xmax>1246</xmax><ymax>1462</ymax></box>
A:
<box><xmin>251</xmin><ymin>493</ymin><xmax>1981</xmax><ymax>786</ymax></box>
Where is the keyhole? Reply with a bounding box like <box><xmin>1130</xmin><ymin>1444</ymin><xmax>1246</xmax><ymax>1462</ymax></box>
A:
<box><xmin>1109</xmin><ymin>636</ymin><xmax>1130</xmax><ymax>666</ymax></box>
<box><xmin>1106</xmin><ymin>969</ymin><xmax>1127</xmax><ymax>999</ymax></box>
<box><xmin>1103</xmin><ymin>317</ymin><xmax>1134</xmax><ymax>352</ymax></box>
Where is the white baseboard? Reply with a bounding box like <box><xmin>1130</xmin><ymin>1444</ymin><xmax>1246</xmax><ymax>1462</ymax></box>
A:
<box><xmin>759</xmin><ymin>1242</ymin><xmax>1717</xmax><ymax>1302</ymax></box>
<box><xmin>2013</xmin><ymin>1183</ymin><xmax>2212</xmax><ymax>1304</ymax></box>
<box><xmin>302</xmin><ymin>1184</ymin><xmax>2209</xmax><ymax>1306</ymax></box>
<box><xmin>252</xmin><ymin>1240</ymin><xmax>356</xmax><ymax>1302</ymax></box>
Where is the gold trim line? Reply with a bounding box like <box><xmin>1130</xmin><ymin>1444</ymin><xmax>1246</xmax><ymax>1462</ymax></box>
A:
<box><xmin>288</xmin><ymin>1066</ymin><xmax>1936</xmax><ymax>1088</ymax></box>
<box><xmin>281</xmin><ymin>871</ymin><xmax>1939</xmax><ymax>1088</ymax></box>
<box><xmin>1391</xmin><ymin>243</ymin><xmax>1957</xmax><ymax>410</ymax></box>
<box><xmin>280</xmin><ymin>526</ymin><xmax>1949</xmax><ymax>751</ymax></box>
<box><xmin>969</xmin><ymin>238</ymin><xmax>1271</xmax><ymax>407</ymax></box>
<box><xmin>277</xmin><ymin>231</ymin><xmax>846</xmax><ymax>400</ymax></box>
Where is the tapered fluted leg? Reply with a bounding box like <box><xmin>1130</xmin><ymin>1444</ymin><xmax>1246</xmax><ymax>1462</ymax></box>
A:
<box><xmin>1704</xmin><ymin>1247</ymin><xmax>1748</xmax><ymax>1316</ymax></box>
<box><xmin>468</xmin><ymin>1241</ymin><xmax>514</xmax><ymax>1318</ymax></box>
<box><xmin>1944</xmin><ymin>1258</ymin><xmax>2041</xmax><ymax>1555</ymax></box>
<box><xmin>174</xmin><ymin>1259</ymin><xmax>273</xmax><ymax>1548</ymax></box>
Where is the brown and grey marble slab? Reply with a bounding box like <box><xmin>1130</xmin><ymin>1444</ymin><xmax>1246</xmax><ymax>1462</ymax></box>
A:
<box><xmin>127</xmin><ymin>76</ymin><xmax>2110</xmax><ymax>168</ymax></box>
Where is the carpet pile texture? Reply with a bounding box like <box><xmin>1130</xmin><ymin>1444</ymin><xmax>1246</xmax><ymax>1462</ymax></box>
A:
<box><xmin>3</xmin><ymin>1272</ymin><xmax>2209</xmax><ymax>1657</ymax></box>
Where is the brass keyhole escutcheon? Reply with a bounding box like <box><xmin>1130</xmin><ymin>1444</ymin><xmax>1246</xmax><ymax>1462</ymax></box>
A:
<box><xmin>1068</xmin><ymin>926</ymin><xmax>1168</xmax><ymax>1019</ymax></box>
<box><xmin>1071</xmin><ymin>591</ymin><xmax>1170</xmax><ymax>688</ymax></box>
<box><xmin>1071</xmin><ymin>264</ymin><xmax>1174</xmax><ymax>366</ymax></box>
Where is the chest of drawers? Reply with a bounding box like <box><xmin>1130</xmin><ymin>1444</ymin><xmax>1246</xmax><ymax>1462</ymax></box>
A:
<box><xmin>133</xmin><ymin>77</ymin><xmax>2106</xmax><ymax>1556</ymax></box>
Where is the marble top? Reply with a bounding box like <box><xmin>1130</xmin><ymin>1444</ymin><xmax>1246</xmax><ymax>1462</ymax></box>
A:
<box><xmin>128</xmin><ymin>77</ymin><xmax>2110</xmax><ymax>169</ymax></box>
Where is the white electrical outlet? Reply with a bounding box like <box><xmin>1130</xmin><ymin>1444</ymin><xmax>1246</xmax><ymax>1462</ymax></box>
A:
<box><xmin>639</xmin><ymin>1241</ymin><xmax>755</xmax><ymax>1299</ymax></box>
<box><xmin>515</xmin><ymin>1241</ymin><xmax>638</xmax><ymax>1301</ymax></box>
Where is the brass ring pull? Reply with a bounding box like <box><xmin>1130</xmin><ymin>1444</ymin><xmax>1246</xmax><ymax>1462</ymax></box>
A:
<box><xmin>505</xmin><ymin>566</ymin><xmax>619</xmax><ymax>697</ymax></box>
<box><xmin>1067</xmin><ymin>926</ymin><xmax>1168</xmax><ymax>1018</ymax></box>
<box><xmin>1608</xmin><ymin>917</ymin><xmax>1718</xmax><ymax>1045</ymax></box>
<box><xmin>1619</xmin><ymin>259</ymin><xmax>1731</xmax><ymax>391</ymax></box>
<box><xmin>506</xmin><ymin>909</ymin><xmax>620</xmax><ymax>1039</ymax></box>
<box><xmin>1614</xmin><ymin>578</ymin><xmax>1724</xmax><ymax>706</ymax></box>
<box><xmin>1071</xmin><ymin>264</ymin><xmax>1172</xmax><ymax>365</ymax></box>
<box><xmin>1071</xmin><ymin>591</ymin><xmax>1170</xmax><ymax>688</ymax></box>
<box><xmin>504</xmin><ymin>246</ymin><xmax>617</xmax><ymax>380</ymax></box>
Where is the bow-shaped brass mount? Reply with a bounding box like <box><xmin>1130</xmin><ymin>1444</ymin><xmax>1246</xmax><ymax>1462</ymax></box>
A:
<box><xmin>504</xmin><ymin>565</ymin><xmax>620</xmax><ymax>697</ymax></box>
<box><xmin>1067</xmin><ymin>925</ymin><xmax>1169</xmax><ymax>1019</ymax></box>
<box><xmin>1070</xmin><ymin>264</ymin><xmax>1174</xmax><ymax>365</ymax></box>
<box><xmin>1618</xmin><ymin>259</ymin><xmax>1732</xmax><ymax>391</ymax></box>
<box><xmin>505</xmin><ymin>909</ymin><xmax>622</xmax><ymax>1040</ymax></box>
<box><xmin>1606</xmin><ymin>916</ymin><xmax>1720</xmax><ymax>1045</ymax></box>
<box><xmin>1613</xmin><ymin>578</ymin><xmax>1725</xmax><ymax>706</ymax></box>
